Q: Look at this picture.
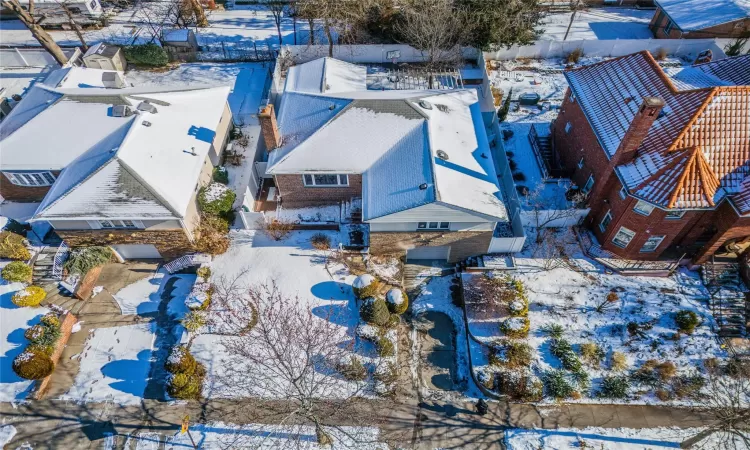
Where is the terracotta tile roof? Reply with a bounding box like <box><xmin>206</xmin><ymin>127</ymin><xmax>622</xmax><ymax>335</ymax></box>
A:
<box><xmin>566</xmin><ymin>51</ymin><xmax>750</xmax><ymax>213</ymax></box>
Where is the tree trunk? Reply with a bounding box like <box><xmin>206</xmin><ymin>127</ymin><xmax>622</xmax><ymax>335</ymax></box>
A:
<box><xmin>61</xmin><ymin>3</ymin><xmax>88</xmax><ymax>52</ymax></box>
<box><xmin>276</xmin><ymin>21</ymin><xmax>282</xmax><ymax>46</ymax></box>
<box><xmin>563</xmin><ymin>3</ymin><xmax>579</xmax><ymax>41</ymax></box>
<box><xmin>188</xmin><ymin>0</ymin><xmax>208</xmax><ymax>27</ymax></box>
<box><xmin>324</xmin><ymin>21</ymin><xmax>333</xmax><ymax>57</ymax></box>
<box><xmin>2</xmin><ymin>0</ymin><xmax>68</xmax><ymax>65</ymax></box>
<box><xmin>680</xmin><ymin>428</ymin><xmax>718</xmax><ymax>449</ymax></box>
<box><xmin>307</xmin><ymin>18</ymin><xmax>315</xmax><ymax>45</ymax></box>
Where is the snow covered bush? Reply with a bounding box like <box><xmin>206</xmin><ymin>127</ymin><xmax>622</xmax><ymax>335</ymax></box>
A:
<box><xmin>123</xmin><ymin>43</ymin><xmax>168</xmax><ymax>66</ymax></box>
<box><xmin>165</xmin><ymin>345</ymin><xmax>198</xmax><ymax>374</ymax></box>
<box><xmin>550</xmin><ymin>339</ymin><xmax>582</xmax><ymax>372</ymax></box>
<box><xmin>359</xmin><ymin>297</ymin><xmax>390</xmax><ymax>326</ymax></box>
<box><xmin>336</xmin><ymin>355</ymin><xmax>366</xmax><ymax>381</ymax></box>
<box><xmin>196</xmin><ymin>266</ymin><xmax>211</xmax><ymax>280</ymax></box>
<box><xmin>540</xmin><ymin>323</ymin><xmax>564</xmax><ymax>339</ymax></box>
<box><xmin>499</xmin><ymin>317</ymin><xmax>530</xmax><ymax>339</ymax></box>
<box><xmin>375</xmin><ymin>335</ymin><xmax>395</xmax><ymax>357</ymax></box>
<box><xmin>0</xmin><ymin>231</ymin><xmax>30</xmax><ymax>261</ymax></box>
<box><xmin>195</xmin><ymin>214</ymin><xmax>230</xmax><ymax>255</ymax></box>
<box><xmin>2</xmin><ymin>261</ymin><xmax>32</xmax><ymax>283</ymax></box>
<box><xmin>374</xmin><ymin>361</ymin><xmax>399</xmax><ymax>397</ymax></box>
<box><xmin>310</xmin><ymin>233</ymin><xmax>331</xmax><ymax>250</ymax></box>
<box><xmin>508</xmin><ymin>298</ymin><xmax>528</xmax><ymax>317</ymax></box>
<box><xmin>352</xmin><ymin>274</ymin><xmax>379</xmax><ymax>299</ymax></box>
<box><xmin>385</xmin><ymin>288</ymin><xmax>408</xmax><ymax>315</ymax></box>
<box><xmin>504</xmin><ymin>341</ymin><xmax>533</xmax><ymax>368</ymax></box>
<box><xmin>498</xmin><ymin>371</ymin><xmax>543</xmax><ymax>402</ymax></box>
<box><xmin>675</xmin><ymin>310</ymin><xmax>700</xmax><ymax>334</ymax></box>
<box><xmin>64</xmin><ymin>246</ymin><xmax>112</xmax><ymax>276</ymax></box>
<box><xmin>264</xmin><ymin>219</ymin><xmax>294</xmax><ymax>241</ymax></box>
<box><xmin>543</xmin><ymin>369</ymin><xmax>574</xmax><ymax>400</ymax></box>
<box><xmin>610</xmin><ymin>351</ymin><xmax>628</xmax><ymax>372</ymax></box>
<box><xmin>181</xmin><ymin>311</ymin><xmax>207</xmax><ymax>333</ymax></box>
<box><xmin>198</xmin><ymin>183</ymin><xmax>236</xmax><ymax>216</ymax></box>
<box><xmin>579</xmin><ymin>342</ymin><xmax>604</xmax><ymax>368</ymax></box>
<box><xmin>356</xmin><ymin>323</ymin><xmax>379</xmax><ymax>341</ymax></box>
<box><xmin>476</xmin><ymin>370</ymin><xmax>495</xmax><ymax>390</ymax></box>
<box><xmin>185</xmin><ymin>281</ymin><xmax>212</xmax><ymax>310</ymax></box>
<box><xmin>12</xmin><ymin>349</ymin><xmax>54</xmax><ymax>380</ymax></box>
<box><xmin>212</xmin><ymin>166</ymin><xmax>229</xmax><ymax>184</ymax></box>
<box><xmin>165</xmin><ymin>345</ymin><xmax>206</xmax><ymax>400</ymax></box>
<box><xmin>25</xmin><ymin>317</ymin><xmax>61</xmax><ymax>350</ymax></box>
<box><xmin>12</xmin><ymin>285</ymin><xmax>46</xmax><ymax>307</ymax></box>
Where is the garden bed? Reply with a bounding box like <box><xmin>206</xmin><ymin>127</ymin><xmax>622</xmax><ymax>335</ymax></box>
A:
<box><xmin>31</xmin><ymin>312</ymin><xmax>77</xmax><ymax>399</ymax></box>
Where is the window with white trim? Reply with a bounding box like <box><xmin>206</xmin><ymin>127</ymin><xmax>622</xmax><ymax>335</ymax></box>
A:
<box><xmin>665</xmin><ymin>210</ymin><xmax>685</xmax><ymax>219</ymax></box>
<box><xmin>94</xmin><ymin>220</ymin><xmax>143</xmax><ymax>229</ymax></box>
<box><xmin>582</xmin><ymin>175</ymin><xmax>594</xmax><ymax>194</ymax></box>
<box><xmin>302</xmin><ymin>174</ymin><xmax>349</xmax><ymax>187</ymax></box>
<box><xmin>4</xmin><ymin>171</ymin><xmax>56</xmax><ymax>187</ymax></box>
<box><xmin>640</xmin><ymin>235</ymin><xmax>665</xmax><ymax>253</ymax></box>
<box><xmin>565</xmin><ymin>122</ymin><xmax>572</xmax><ymax>134</ymax></box>
<box><xmin>664</xmin><ymin>19</ymin><xmax>674</xmax><ymax>35</ymax></box>
<box><xmin>633</xmin><ymin>200</ymin><xmax>655</xmax><ymax>216</ymax></box>
<box><xmin>619</xmin><ymin>186</ymin><xmax>627</xmax><ymax>200</ymax></box>
<box><xmin>577</xmin><ymin>157</ymin><xmax>584</xmax><ymax>169</ymax></box>
<box><xmin>612</xmin><ymin>226</ymin><xmax>636</xmax><ymax>248</ymax></box>
<box><xmin>417</xmin><ymin>222</ymin><xmax>449</xmax><ymax>230</ymax></box>
<box><xmin>599</xmin><ymin>210</ymin><xmax>612</xmax><ymax>232</ymax></box>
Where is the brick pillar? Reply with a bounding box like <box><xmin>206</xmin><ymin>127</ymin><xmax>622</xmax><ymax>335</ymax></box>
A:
<box><xmin>259</xmin><ymin>104</ymin><xmax>281</xmax><ymax>151</ymax></box>
<box><xmin>611</xmin><ymin>97</ymin><xmax>665</xmax><ymax>166</ymax></box>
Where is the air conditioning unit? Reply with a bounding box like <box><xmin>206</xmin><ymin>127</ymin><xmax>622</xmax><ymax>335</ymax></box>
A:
<box><xmin>101</xmin><ymin>71</ymin><xmax>126</xmax><ymax>89</ymax></box>
<box><xmin>137</xmin><ymin>100</ymin><xmax>158</xmax><ymax>114</ymax></box>
<box><xmin>112</xmin><ymin>105</ymin><xmax>134</xmax><ymax>117</ymax></box>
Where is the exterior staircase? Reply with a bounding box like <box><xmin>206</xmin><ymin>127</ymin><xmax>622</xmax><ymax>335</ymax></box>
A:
<box><xmin>33</xmin><ymin>238</ymin><xmax>84</xmax><ymax>315</ymax></box>
<box><xmin>702</xmin><ymin>261</ymin><xmax>749</xmax><ymax>338</ymax></box>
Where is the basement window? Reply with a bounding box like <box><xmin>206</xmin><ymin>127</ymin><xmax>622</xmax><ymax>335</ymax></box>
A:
<box><xmin>303</xmin><ymin>174</ymin><xmax>349</xmax><ymax>187</ymax></box>
<box><xmin>633</xmin><ymin>200</ymin><xmax>655</xmax><ymax>216</ymax></box>
<box><xmin>418</xmin><ymin>222</ymin><xmax>449</xmax><ymax>230</ymax></box>
<box><xmin>96</xmin><ymin>220</ymin><xmax>143</xmax><ymax>229</ymax></box>
<box><xmin>4</xmin><ymin>171</ymin><xmax>56</xmax><ymax>187</ymax></box>
<box><xmin>612</xmin><ymin>226</ymin><xmax>636</xmax><ymax>248</ymax></box>
<box><xmin>666</xmin><ymin>210</ymin><xmax>686</xmax><ymax>219</ymax></box>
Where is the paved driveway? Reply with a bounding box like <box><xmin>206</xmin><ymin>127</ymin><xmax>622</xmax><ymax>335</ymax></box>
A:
<box><xmin>417</xmin><ymin>311</ymin><xmax>457</xmax><ymax>391</ymax></box>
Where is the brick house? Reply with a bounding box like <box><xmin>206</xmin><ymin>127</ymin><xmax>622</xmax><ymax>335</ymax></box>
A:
<box><xmin>262</xmin><ymin>57</ymin><xmax>509</xmax><ymax>263</ymax></box>
<box><xmin>650</xmin><ymin>0</ymin><xmax>750</xmax><ymax>38</ymax></box>
<box><xmin>0</xmin><ymin>82</ymin><xmax>233</xmax><ymax>260</ymax></box>
<box><xmin>552</xmin><ymin>51</ymin><xmax>750</xmax><ymax>263</ymax></box>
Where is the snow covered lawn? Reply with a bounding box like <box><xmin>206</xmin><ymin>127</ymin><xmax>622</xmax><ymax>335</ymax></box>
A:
<box><xmin>113</xmin><ymin>269</ymin><xmax>167</xmax><ymax>315</ymax></box>
<box><xmin>505</xmin><ymin>426</ymin><xmax>744</xmax><ymax>449</ymax></box>
<box><xmin>60</xmin><ymin>323</ymin><xmax>156</xmax><ymax>405</ymax></box>
<box><xmin>540</xmin><ymin>7</ymin><xmax>654</xmax><ymax>41</ymax></box>
<box><xmin>0</xmin><ymin>281</ymin><xmax>49</xmax><ymax>402</ymax></box>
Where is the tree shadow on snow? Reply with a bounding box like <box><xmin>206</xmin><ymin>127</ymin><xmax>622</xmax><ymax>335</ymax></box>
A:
<box><xmin>101</xmin><ymin>349</ymin><xmax>151</xmax><ymax>397</ymax></box>
<box><xmin>310</xmin><ymin>281</ymin><xmax>352</xmax><ymax>301</ymax></box>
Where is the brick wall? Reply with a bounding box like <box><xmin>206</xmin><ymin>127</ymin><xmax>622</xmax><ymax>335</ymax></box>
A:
<box><xmin>693</xmin><ymin>202</ymin><xmax>750</xmax><ymax>263</ymax></box>
<box><xmin>275</xmin><ymin>174</ymin><xmax>362</xmax><ymax>208</ymax></box>
<box><xmin>33</xmin><ymin>312</ymin><xmax>76</xmax><ymax>400</ymax></box>
<box><xmin>650</xmin><ymin>7</ymin><xmax>750</xmax><ymax>38</ymax></box>
<box><xmin>56</xmin><ymin>229</ymin><xmax>194</xmax><ymax>259</ymax></box>
<box><xmin>370</xmin><ymin>230</ymin><xmax>492</xmax><ymax>263</ymax></box>
<box><xmin>0</xmin><ymin>171</ymin><xmax>60</xmax><ymax>202</ymax></box>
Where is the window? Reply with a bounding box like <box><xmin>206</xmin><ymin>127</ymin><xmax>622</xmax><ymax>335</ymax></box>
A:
<box><xmin>302</xmin><ymin>173</ymin><xmax>349</xmax><ymax>187</ymax></box>
<box><xmin>4</xmin><ymin>171</ymin><xmax>56</xmax><ymax>187</ymax></box>
<box><xmin>665</xmin><ymin>19</ymin><xmax>674</xmax><ymax>35</ymax></box>
<box><xmin>577</xmin><ymin>157</ymin><xmax>584</xmax><ymax>169</ymax></box>
<box><xmin>418</xmin><ymin>222</ymin><xmax>449</xmax><ymax>230</ymax></box>
<box><xmin>96</xmin><ymin>220</ymin><xmax>142</xmax><ymax>229</ymax></box>
<box><xmin>666</xmin><ymin>210</ymin><xmax>685</xmax><ymax>219</ymax></box>
<box><xmin>619</xmin><ymin>187</ymin><xmax>627</xmax><ymax>200</ymax></box>
<box><xmin>89</xmin><ymin>0</ymin><xmax>98</xmax><ymax>9</ymax></box>
<box><xmin>612</xmin><ymin>226</ymin><xmax>636</xmax><ymax>248</ymax></box>
<box><xmin>582</xmin><ymin>175</ymin><xmax>594</xmax><ymax>194</ymax></box>
<box><xmin>565</xmin><ymin>122</ymin><xmax>572</xmax><ymax>134</ymax></box>
<box><xmin>640</xmin><ymin>235</ymin><xmax>665</xmax><ymax>253</ymax></box>
<box><xmin>633</xmin><ymin>200</ymin><xmax>654</xmax><ymax>216</ymax></box>
<box><xmin>599</xmin><ymin>210</ymin><xmax>612</xmax><ymax>232</ymax></box>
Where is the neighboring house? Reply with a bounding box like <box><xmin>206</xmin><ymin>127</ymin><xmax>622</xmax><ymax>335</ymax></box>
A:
<box><xmin>0</xmin><ymin>83</ymin><xmax>233</xmax><ymax>260</ymax></box>
<box><xmin>552</xmin><ymin>51</ymin><xmax>750</xmax><ymax>264</ymax></box>
<box><xmin>262</xmin><ymin>57</ymin><xmax>509</xmax><ymax>263</ymax></box>
<box><xmin>650</xmin><ymin>0</ymin><xmax>750</xmax><ymax>38</ymax></box>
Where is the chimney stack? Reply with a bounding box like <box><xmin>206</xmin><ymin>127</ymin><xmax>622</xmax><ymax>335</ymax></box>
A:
<box><xmin>259</xmin><ymin>104</ymin><xmax>281</xmax><ymax>152</ymax></box>
<box><xmin>613</xmin><ymin>96</ymin><xmax>665</xmax><ymax>165</ymax></box>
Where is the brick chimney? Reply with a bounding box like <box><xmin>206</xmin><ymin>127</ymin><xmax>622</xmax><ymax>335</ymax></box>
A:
<box><xmin>613</xmin><ymin>96</ymin><xmax>665</xmax><ymax>165</ymax></box>
<box><xmin>259</xmin><ymin>104</ymin><xmax>281</xmax><ymax>151</ymax></box>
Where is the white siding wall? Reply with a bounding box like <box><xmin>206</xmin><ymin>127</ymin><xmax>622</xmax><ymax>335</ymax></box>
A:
<box><xmin>368</xmin><ymin>202</ymin><xmax>503</xmax><ymax>223</ymax></box>
<box><xmin>370</xmin><ymin>222</ymin><xmax>495</xmax><ymax>232</ymax></box>
<box><xmin>49</xmin><ymin>219</ymin><xmax>182</xmax><ymax>230</ymax></box>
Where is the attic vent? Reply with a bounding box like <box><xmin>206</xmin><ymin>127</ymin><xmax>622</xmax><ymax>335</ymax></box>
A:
<box><xmin>112</xmin><ymin>105</ymin><xmax>134</xmax><ymax>117</ymax></box>
<box><xmin>435</xmin><ymin>104</ymin><xmax>450</xmax><ymax>113</ymax></box>
<box><xmin>328</xmin><ymin>104</ymin><xmax>336</xmax><ymax>110</ymax></box>
<box><xmin>418</xmin><ymin>100</ymin><xmax>432</xmax><ymax>110</ymax></box>
<box><xmin>436</xmin><ymin>150</ymin><xmax>449</xmax><ymax>161</ymax></box>
<box><xmin>137</xmin><ymin>100</ymin><xmax>158</xmax><ymax>114</ymax></box>
<box><xmin>419</xmin><ymin>183</ymin><xmax>428</xmax><ymax>190</ymax></box>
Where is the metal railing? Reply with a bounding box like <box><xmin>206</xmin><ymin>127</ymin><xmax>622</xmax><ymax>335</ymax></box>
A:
<box><xmin>52</xmin><ymin>241</ymin><xmax>69</xmax><ymax>280</ymax></box>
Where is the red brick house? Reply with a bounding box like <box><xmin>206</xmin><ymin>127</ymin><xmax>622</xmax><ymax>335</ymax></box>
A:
<box><xmin>650</xmin><ymin>0</ymin><xmax>750</xmax><ymax>38</ymax></box>
<box><xmin>552</xmin><ymin>51</ymin><xmax>750</xmax><ymax>263</ymax></box>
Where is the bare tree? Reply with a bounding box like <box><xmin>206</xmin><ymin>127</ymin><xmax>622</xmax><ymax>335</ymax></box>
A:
<box><xmin>58</xmin><ymin>1</ymin><xmax>88</xmax><ymax>51</ymax></box>
<box><xmin>258</xmin><ymin>0</ymin><xmax>291</xmax><ymax>46</ymax></box>
<box><xmin>563</xmin><ymin>0</ymin><xmax>588</xmax><ymax>41</ymax></box>
<box><xmin>395</xmin><ymin>0</ymin><xmax>469</xmax><ymax>69</ymax></box>
<box><xmin>522</xmin><ymin>177</ymin><xmax>585</xmax><ymax>244</ymax></box>
<box><xmin>294</xmin><ymin>0</ymin><xmax>372</xmax><ymax>56</ymax></box>
<box><xmin>208</xmin><ymin>281</ymin><xmax>390</xmax><ymax>448</ymax></box>
<box><xmin>680</xmin><ymin>361</ymin><xmax>750</xmax><ymax>449</ymax></box>
<box><xmin>1</xmin><ymin>0</ymin><xmax>69</xmax><ymax>65</ymax></box>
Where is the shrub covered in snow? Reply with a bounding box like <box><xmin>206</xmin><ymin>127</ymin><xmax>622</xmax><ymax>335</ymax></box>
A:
<box><xmin>503</xmin><ymin>341</ymin><xmax>533</xmax><ymax>369</ymax></box>
<box><xmin>336</xmin><ymin>355</ymin><xmax>367</xmax><ymax>381</ymax></box>
<box><xmin>578</xmin><ymin>342</ymin><xmax>605</xmax><ymax>368</ymax></box>
<box><xmin>499</xmin><ymin>317</ymin><xmax>530</xmax><ymax>339</ymax></box>
<box><xmin>375</xmin><ymin>335</ymin><xmax>395</xmax><ymax>357</ymax></box>
<box><xmin>185</xmin><ymin>281</ymin><xmax>212</xmax><ymax>310</ymax></box>
<box><xmin>64</xmin><ymin>246</ymin><xmax>112</xmax><ymax>276</ymax></box>
<box><xmin>12</xmin><ymin>285</ymin><xmax>46</xmax><ymax>307</ymax></box>
<box><xmin>12</xmin><ymin>349</ymin><xmax>54</xmax><ymax>380</ymax></box>
<box><xmin>25</xmin><ymin>317</ymin><xmax>61</xmax><ymax>350</ymax></box>
<box><xmin>356</xmin><ymin>323</ymin><xmax>379</xmax><ymax>341</ymax></box>
<box><xmin>498</xmin><ymin>370</ymin><xmax>543</xmax><ymax>402</ymax></box>
<box><xmin>385</xmin><ymin>288</ymin><xmax>408</xmax><ymax>315</ymax></box>
<box><xmin>675</xmin><ymin>310</ymin><xmax>700</xmax><ymax>334</ymax></box>
<box><xmin>2</xmin><ymin>261</ymin><xmax>32</xmax><ymax>283</ymax></box>
<box><xmin>165</xmin><ymin>345</ymin><xmax>198</xmax><ymax>374</ymax></box>
<box><xmin>610</xmin><ymin>351</ymin><xmax>628</xmax><ymax>372</ymax></box>
<box><xmin>543</xmin><ymin>369</ymin><xmax>574</xmax><ymax>400</ymax></box>
<box><xmin>165</xmin><ymin>345</ymin><xmax>205</xmax><ymax>400</ymax></box>
<box><xmin>599</xmin><ymin>375</ymin><xmax>630</xmax><ymax>399</ymax></box>
<box><xmin>310</xmin><ymin>233</ymin><xmax>331</xmax><ymax>250</ymax></box>
<box><xmin>476</xmin><ymin>370</ymin><xmax>495</xmax><ymax>390</ymax></box>
<box><xmin>508</xmin><ymin>299</ymin><xmax>528</xmax><ymax>317</ymax></box>
<box><xmin>360</xmin><ymin>297</ymin><xmax>390</xmax><ymax>326</ymax></box>
<box><xmin>0</xmin><ymin>231</ymin><xmax>30</xmax><ymax>261</ymax></box>
<box><xmin>550</xmin><ymin>339</ymin><xmax>582</xmax><ymax>372</ymax></box>
<box><xmin>198</xmin><ymin>183</ymin><xmax>236</xmax><ymax>216</ymax></box>
<box><xmin>352</xmin><ymin>274</ymin><xmax>379</xmax><ymax>299</ymax></box>
<box><xmin>374</xmin><ymin>361</ymin><xmax>399</xmax><ymax>397</ymax></box>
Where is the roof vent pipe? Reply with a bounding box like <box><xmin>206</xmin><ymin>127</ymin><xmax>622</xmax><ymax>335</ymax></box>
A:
<box><xmin>419</xmin><ymin>183</ymin><xmax>428</xmax><ymax>190</ymax></box>
<box><xmin>418</xmin><ymin>100</ymin><xmax>432</xmax><ymax>110</ymax></box>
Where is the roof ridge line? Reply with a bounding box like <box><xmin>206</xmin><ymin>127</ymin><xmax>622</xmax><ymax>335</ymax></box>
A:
<box><xmin>667</xmin><ymin>147</ymin><xmax>699</xmax><ymax>208</ymax></box>
<box><xmin>667</xmin><ymin>87</ymin><xmax>721</xmax><ymax>152</ymax></box>
<box><xmin>633</xmin><ymin>150</ymin><xmax>688</xmax><ymax>192</ymax></box>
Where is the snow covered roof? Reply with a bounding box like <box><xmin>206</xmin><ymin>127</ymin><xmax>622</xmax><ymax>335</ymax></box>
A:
<box><xmin>656</xmin><ymin>0</ymin><xmax>750</xmax><ymax>31</ymax></box>
<box><xmin>42</xmin><ymin>66</ymin><xmax>126</xmax><ymax>89</ymax></box>
<box><xmin>566</xmin><ymin>51</ymin><xmax>750</xmax><ymax>211</ymax></box>
<box><xmin>269</xmin><ymin>58</ymin><xmax>507</xmax><ymax>222</ymax></box>
<box><xmin>27</xmin><ymin>86</ymin><xmax>231</xmax><ymax>220</ymax></box>
<box><xmin>284</xmin><ymin>57</ymin><xmax>367</xmax><ymax>95</ymax></box>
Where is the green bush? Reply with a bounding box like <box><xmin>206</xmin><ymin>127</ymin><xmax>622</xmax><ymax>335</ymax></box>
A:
<box><xmin>166</xmin><ymin>362</ymin><xmax>206</xmax><ymax>400</ymax></box>
<box><xmin>123</xmin><ymin>43</ymin><xmax>168</xmax><ymax>66</ymax></box>
<box><xmin>497</xmin><ymin>371</ymin><xmax>543</xmax><ymax>402</ymax></box>
<box><xmin>181</xmin><ymin>311</ymin><xmax>206</xmax><ymax>333</ymax></box>
<box><xmin>27</xmin><ymin>344</ymin><xmax>55</xmax><ymax>356</ymax></box>
<box><xmin>12</xmin><ymin>285</ymin><xmax>47</xmax><ymax>307</ymax></box>
<box><xmin>2</xmin><ymin>261</ymin><xmax>32</xmax><ymax>283</ymax></box>
<box><xmin>25</xmin><ymin>320</ymin><xmax>60</xmax><ymax>348</ymax></box>
<box><xmin>40</xmin><ymin>313</ymin><xmax>60</xmax><ymax>328</ymax></box>
<box><xmin>64</xmin><ymin>246</ymin><xmax>112</xmax><ymax>276</ymax></box>
<box><xmin>165</xmin><ymin>345</ymin><xmax>197</xmax><ymax>374</ymax></box>
<box><xmin>550</xmin><ymin>339</ymin><xmax>582</xmax><ymax>372</ymax></box>
<box><xmin>212</xmin><ymin>166</ymin><xmax>229</xmax><ymax>184</ymax></box>
<box><xmin>543</xmin><ymin>370</ymin><xmax>574</xmax><ymax>400</ymax></box>
<box><xmin>498</xmin><ymin>87</ymin><xmax>512</xmax><ymax>122</ymax></box>
<box><xmin>675</xmin><ymin>310</ymin><xmax>700</xmax><ymax>334</ymax></box>
<box><xmin>198</xmin><ymin>183</ymin><xmax>236</xmax><ymax>216</ymax></box>
<box><xmin>541</xmin><ymin>324</ymin><xmax>564</xmax><ymax>339</ymax></box>
<box><xmin>337</xmin><ymin>356</ymin><xmax>367</xmax><ymax>381</ymax></box>
<box><xmin>385</xmin><ymin>288</ymin><xmax>408</xmax><ymax>315</ymax></box>
<box><xmin>12</xmin><ymin>350</ymin><xmax>54</xmax><ymax>380</ymax></box>
<box><xmin>385</xmin><ymin>313</ymin><xmax>400</xmax><ymax>329</ymax></box>
<box><xmin>579</xmin><ymin>342</ymin><xmax>605</xmax><ymax>367</ymax></box>
<box><xmin>0</xmin><ymin>231</ymin><xmax>30</xmax><ymax>260</ymax></box>
<box><xmin>360</xmin><ymin>297</ymin><xmax>390</xmax><ymax>326</ymax></box>
<box><xmin>352</xmin><ymin>274</ymin><xmax>379</xmax><ymax>299</ymax></box>
<box><xmin>375</xmin><ymin>336</ymin><xmax>395</xmax><ymax>357</ymax></box>
<box><xmin>504</xmin><ymin>341</ymin><xmax>533</xmax><ymax>369</ymax></box>
<box><xmin>599</xmin><ymin>375</ymin><xmax>630</xmax><ymax>399</ymax></box>
<box><xmin>499</xmin><ymin>317</ymin><xmax>530</xmax><ymax>339</ymax></box>
<box><xmin>196</xmin><ymin>266</ymin><xmax>211</xmax><ymax>280</ymax></box>
<box><xmin>508</xmin><ymin>298</ymin><xmax>529</xmax><ymax>317</ymax></box>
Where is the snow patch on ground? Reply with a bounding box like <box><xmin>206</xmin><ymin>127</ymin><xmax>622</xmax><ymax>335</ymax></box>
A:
<box><xmin>112</xmin><ymin>269</ymin><xmax>165</xmax><ymax>315</ymax></box>
<box><xmin>274</xmin><ymin>204</ymin><xmax>341</xmax><ymax>224</ymax></box>
<box><xmin>539</xmin><ymin>7</ymin><xmax>654</xmax><ymax>41</ymax></box>
<box><xmin>0</xmin><ymin>424</ymin><xmax>17</xmax><ymax>447</ymax></box>
<box><xmin>60</xmin><ymin>322</ymin><xmax>156</xmax><ymax>405</ymax></box>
